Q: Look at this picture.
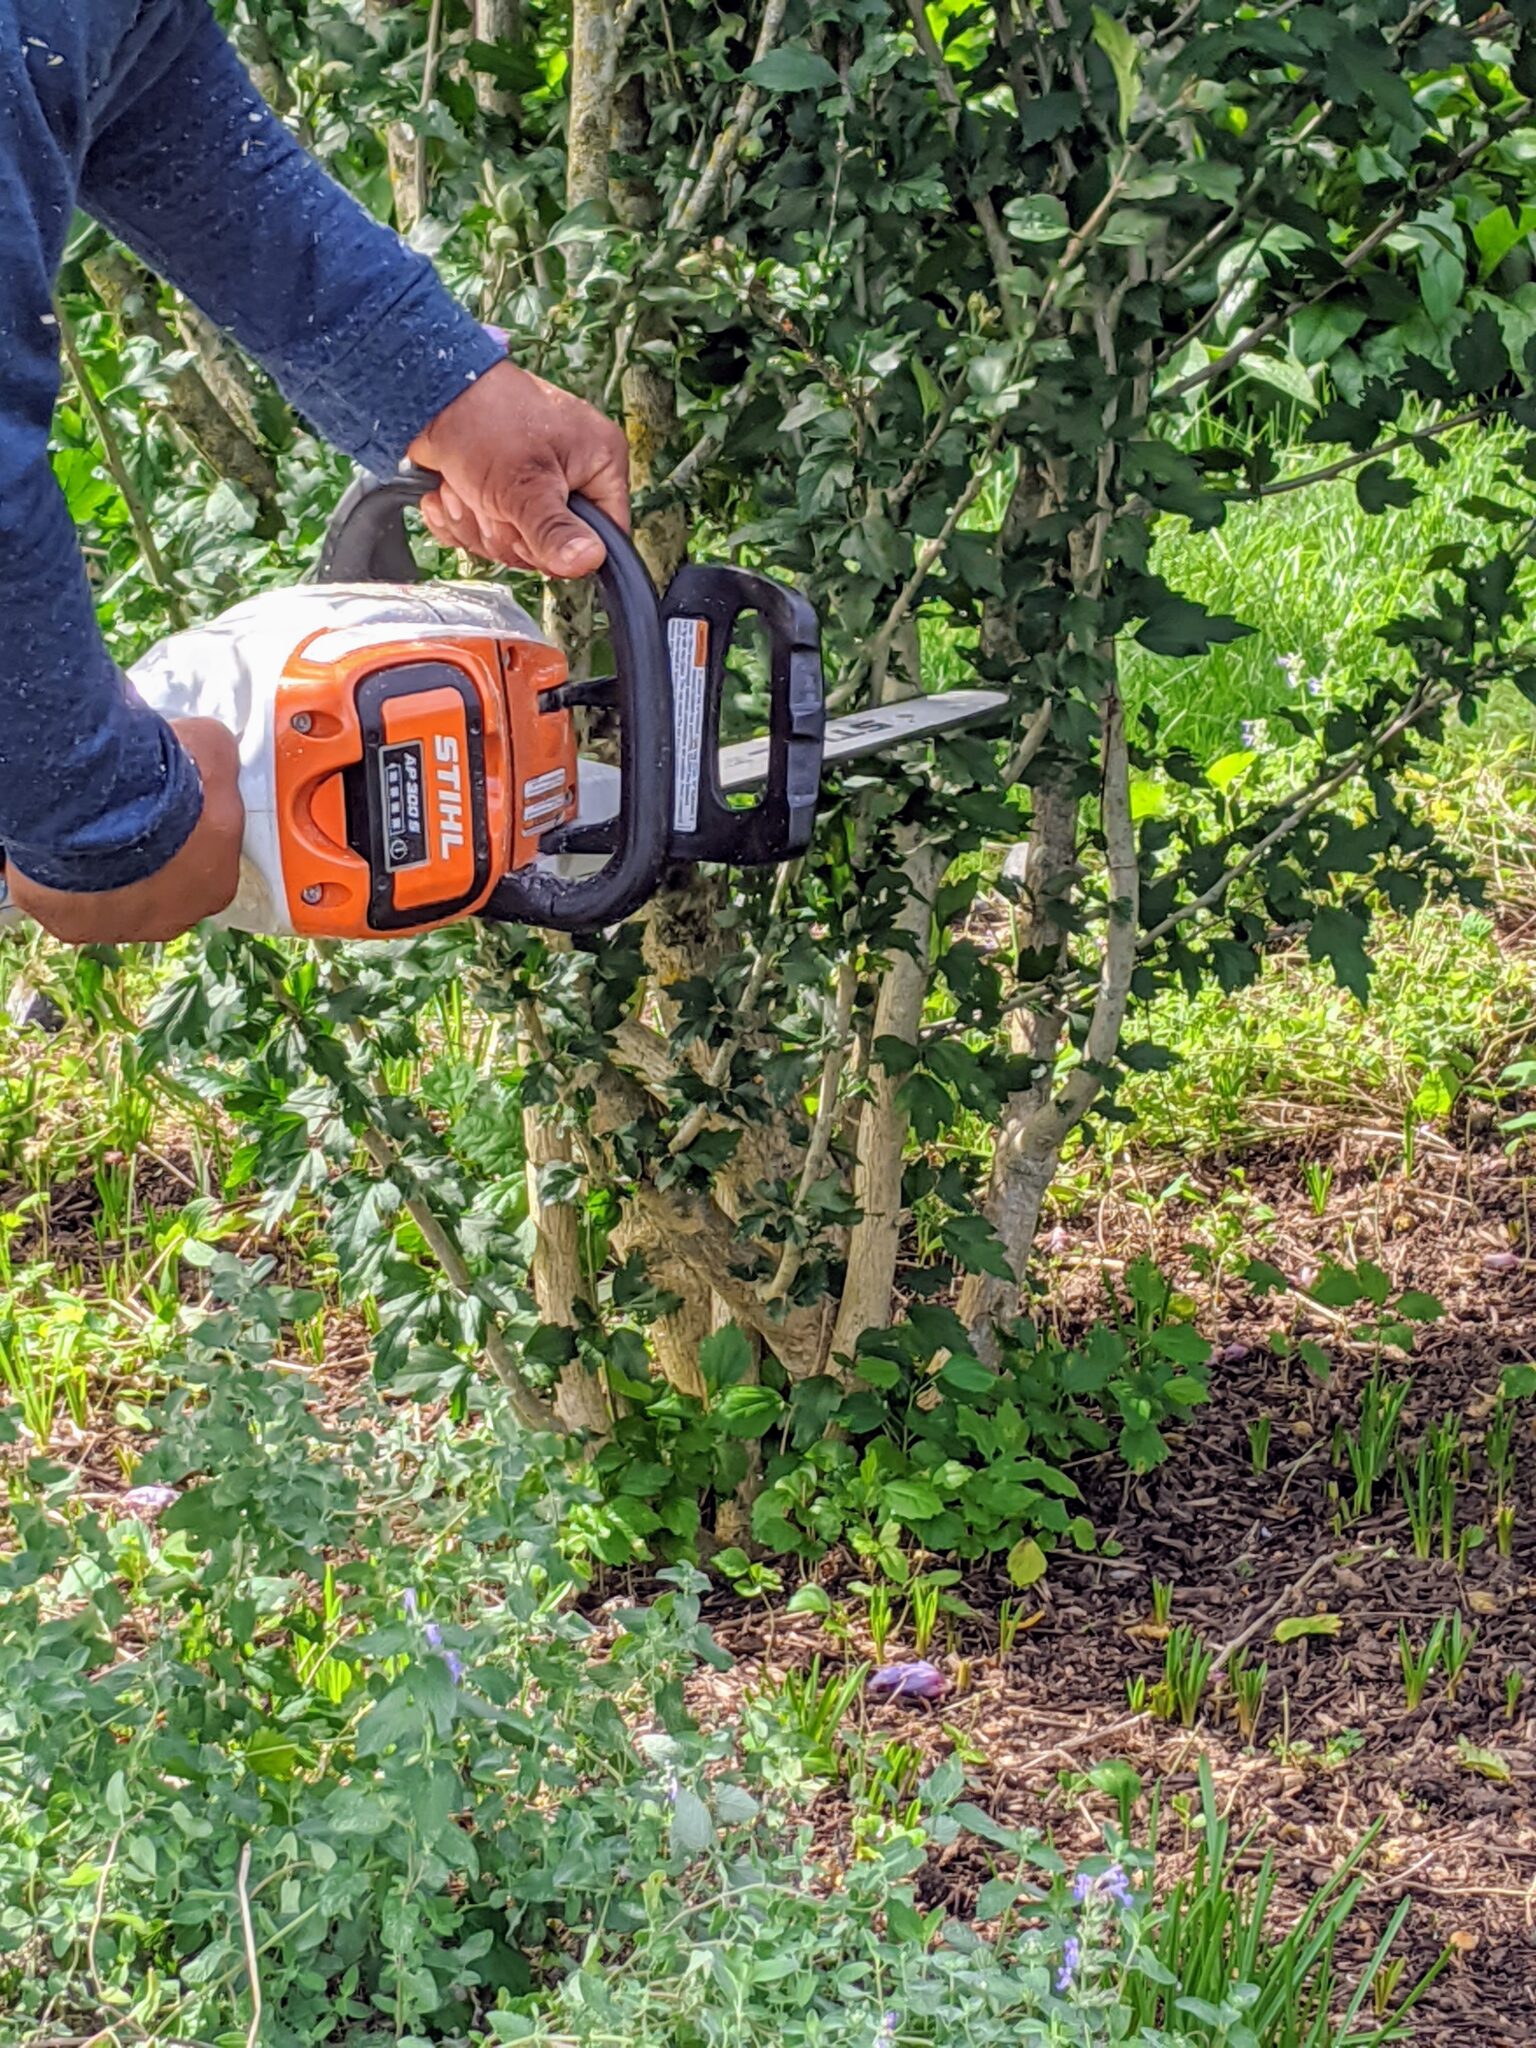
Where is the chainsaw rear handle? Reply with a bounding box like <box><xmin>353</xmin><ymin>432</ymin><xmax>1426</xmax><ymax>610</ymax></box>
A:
<box><xmin>315</xmin><ymin>465</ymin><xmax>674</xmax><ymax>934</ymax></box>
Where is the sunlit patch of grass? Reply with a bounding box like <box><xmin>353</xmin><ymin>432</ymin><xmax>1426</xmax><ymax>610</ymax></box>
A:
<box><xmin>1093</xmin><ymin>900</ymin><xmax>1536</xmax><ymax>1163</ymax></box>
<box><xmin>922</xmin><ymin>421</ymin><xmax>1536</xmax><ymax>807</ymax></box>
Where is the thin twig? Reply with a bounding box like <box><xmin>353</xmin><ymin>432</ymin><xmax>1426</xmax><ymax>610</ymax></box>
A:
<box><xmin>903</xmin><ymin>0</ymin><xmax>1018</xmax><ymax>327</ymax></box>
<box><xmin>236</xmin><ymin>1842</ymin><xmax>262</xmax><ymax>2048</ymax></box>
<box><xmin>1239</xmin><ymin>400</ymin><xmax>1511</xmax><ymax>502</ymax></box>
<box><xmin>761</xmin><ymin>958</ymin><xmax>857</xmax><ymax>1302</ymax></box>
<box><xmin>1209</xmin><ymin>1553</ymin><xmax>1334</xmax><ymax>1683</ymax></box>
<box><xmin>671</xmin><ymin>0</ymin><xmax>789</xmax><ymax>238</ymax></box>
<box><xmin>829</xmin><ymin>419</ymin><xmax>1008</xmax><ymax>710</ymax></box>
<box><xmin>1003</xmin><ymin>697</ymin><xmax>1055</xmax><ymax>788</ymax></box>
<box><xmin>668</xmin><ymin>864</ymin><xmax>795</xmax><ymax>1155</ymax></box>
<box><xmin>1165</xmin><ymin>106</ymin><xmax>1531</xmax><ymax>403</ymax></box>
<box><xmin>58</xmin><ymin>308</ymin><xmax>186</xmax><ymax>626</ymax></box>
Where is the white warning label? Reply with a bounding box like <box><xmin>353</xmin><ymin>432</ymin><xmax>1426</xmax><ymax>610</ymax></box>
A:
<box><xmin>668</xmin><ymin>615</ymin><xmax>710</xmax><ymax>834</ymax></box>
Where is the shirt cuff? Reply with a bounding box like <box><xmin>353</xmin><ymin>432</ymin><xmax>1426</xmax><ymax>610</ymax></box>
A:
<box><xmin>311</xmin><ymin>274</ymin><xmax>508</xmax><ymax>478</ymax></box>
<box><xmin>5</xmin><ymin>721</ymin><xmax>204</xmax><ymax>894</ymax></box>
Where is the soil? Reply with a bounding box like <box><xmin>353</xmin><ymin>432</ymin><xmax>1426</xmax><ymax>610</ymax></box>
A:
<box><xmin>685</xmin><ymin>1120</ymin><xmax>1536</xmax><ymax>2048</ymax></box>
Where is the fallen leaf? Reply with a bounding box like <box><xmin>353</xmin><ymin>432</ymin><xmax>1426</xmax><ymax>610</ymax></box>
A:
<box><xmin>1274</xmin><ymin>1612</ymin><xmax>1343</xmax><ymax>1644</ymax></box>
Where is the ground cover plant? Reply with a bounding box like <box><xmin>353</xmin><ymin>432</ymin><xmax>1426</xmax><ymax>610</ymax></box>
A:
<box><xmin>7</xmin><ymin>0</ymin><xmax>1536</xmax><ymax>2042</ymax></box>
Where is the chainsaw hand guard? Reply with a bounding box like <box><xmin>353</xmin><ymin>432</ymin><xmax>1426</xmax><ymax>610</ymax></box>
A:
<box><xmin>315</xmin><ymin>466</ymin><xmax>674</xmax><ymax>934</ymax></box>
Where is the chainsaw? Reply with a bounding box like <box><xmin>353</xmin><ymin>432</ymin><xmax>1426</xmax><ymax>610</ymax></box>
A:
<box><xmin>0</xmin><ymin>469</ymin><xmax>1008</xmax><ymax>939</ymax></box>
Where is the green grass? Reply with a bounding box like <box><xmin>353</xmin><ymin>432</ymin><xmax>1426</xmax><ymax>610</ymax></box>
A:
<box><xmin>1079</xmin><ymin>899</ymin><xmax>1536</xmax><ymax>1166</ymax></box>
<box><xmin>924</xmin><ymin>419</ymin><xmax>1536</xmax><ymax>779</ymax></box>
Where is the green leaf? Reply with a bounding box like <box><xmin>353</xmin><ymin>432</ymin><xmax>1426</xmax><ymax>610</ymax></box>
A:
<box><xmin>1003</xmin><ymin>193</ymin><xmax>1070</xmax><ymax>243</ymax></box>
<box><xmin>1237</xmin><ymin>352</ymin><xmax>1317</xmax><ymax>411</ymax></box>
<box><xmin>1006</xmin><ymin>1536</ymin><xmax>1048</xmax><ymax>1588</ymax></box>
<box><xmin>745</xmin><ymin>46</ymin><xmax>839</xmax><ymax>93</ymax></box>
<box><xmin>1451</xmin><ymin>307</ymin><xmax>1510</xmax><ymax>393</ymax></box>
<box><xmin>1394</xmin><ymin>1290</ymin><xmax>1443</xmax><ymax>1323</ymax></box>
<box><xmin>885</xmin><ymin>1478</ymin><xmax>945</xmax><ymax>1522</ymax></box>
<box><xmin>715</xmin><ymin>1384</ymin><xmax>784</xmax><ymax>1437</ymax></box>
<box><xmin>1091</xmin><ymin>7</ymin><xmax>1141</xmax><ymax>136</ymax></box>
<box><xmin>670</xmin><ymin>1786</ymin><xmax>716</xmax><ymax>1856</ymax></box>
<box><xmin>939</xmin><ymin>1214</ymin><xmax>1015</xmax><ymax>1281</ymax></box>
<box><xmin>899</xmin><ymin>1072</ymin><xmax>955</xmax><ymax>1143</ymax></box>
<box><xmin>1306</xmin><ymin>905</ymin><xmax>1372</xmax><ymax>1004</ymax></box>
<box><xmin>786</xmin><ymin>1584</ymin><xmax>832</xmax><ymax>1616</ymax></box>
<box><xmin>1274</xmin><ymin>1612</ymin><xmax>1341</xmax><ymax>1644</ymax></box>
<box><xmin>1136</xmin><ymin>595</ymin><xmax>1249</xmax><ymax>658</ymax></box>
<box><xmin>1355</xmin><ymin>461</ymin><xmax>1420</xmax><ymax>515</ymax></box>
<box><xmin>939</xmin><ymin>1353</ymin><xmax>998</xmax><ymax>1395</ymax></box>
<box><xmin>699</xmin><ymin>1322</ymin><xmax>754</xmax><ymax>1390</ymax></box>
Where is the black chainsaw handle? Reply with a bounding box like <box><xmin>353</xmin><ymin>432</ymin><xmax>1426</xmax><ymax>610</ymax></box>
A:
<box><xmin>314</xmin><ymin>466</ymin><xmax>674</xmax><ymax>935</ymax></box>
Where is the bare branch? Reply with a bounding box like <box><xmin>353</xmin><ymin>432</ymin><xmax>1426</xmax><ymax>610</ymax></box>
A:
<box><xmin>1236</xmin><ymin>401</ymin><xmax>1510</xmax><ymax>503</ymax></box>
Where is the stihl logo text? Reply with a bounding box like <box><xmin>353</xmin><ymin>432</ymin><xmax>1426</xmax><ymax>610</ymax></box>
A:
<box><xmin>434</xmin><ymin>735</ymin><xmax>466</xmax><ymax>860</ymax></box>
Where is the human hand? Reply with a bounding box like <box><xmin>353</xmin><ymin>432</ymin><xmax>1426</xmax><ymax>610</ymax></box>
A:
<box><xmin>406</xmin><ymin>357</ymin><xmax>631</xmax><ymax>579</ymax></box>
<box><xmin>7</xmin><ymin>718</ymin><xmax>244</xmax><ymax>945</ymax></box>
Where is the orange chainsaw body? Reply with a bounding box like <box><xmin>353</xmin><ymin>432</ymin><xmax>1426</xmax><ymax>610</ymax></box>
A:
<box><xmin>272</xmin><ymin>626</ymin><xmax>575</xmax><ymax>938</ymax></box>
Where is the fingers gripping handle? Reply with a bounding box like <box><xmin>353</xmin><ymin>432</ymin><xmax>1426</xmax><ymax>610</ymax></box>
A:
<box><xmin>314</xmin><ymin>468</ymin><xmax>674</xmax><ymax>934</ymax></box>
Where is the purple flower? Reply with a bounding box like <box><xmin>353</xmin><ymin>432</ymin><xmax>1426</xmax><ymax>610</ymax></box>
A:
<box><xmin>1056</xmin><ymin>1936</ymin><xmax>1082</xmax><ymax>1993</ymax></box>
<box><xmin>874</xmin><ymin>2014</ymin><xmax>900</xmax><ymax>2045</ymax></box>
<box><xmin>403</xmin><ymin>1591</ymin><xmax>464</xmax><ymax>1686</ymax></box>
<box><xmin>868</xmin><ymin>1660</ymin><xmax>947</xmax><ymax>1702</ymax></box>
<box><xmin>1072</xmin><ymin>1862</ymin><xmax>1134</xmax><ymax>1910</ymax></box>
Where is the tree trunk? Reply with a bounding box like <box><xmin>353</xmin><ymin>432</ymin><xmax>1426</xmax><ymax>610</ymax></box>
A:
<box><xmin>172</xmin><ymin>300</ymin><xmax>270</xmax><ymax>448</ymax></box>
<box><xmin>828</xmin><ymin>833</ymin><xmax>945</xmax><ymax>1365</ymax></box>
<box><xmin>364</xmin><ymin>0</ymin><xmax>427</xmax><ymax>232</ymax></box>
<box><xmin>565</xmin><ymin>0</ymin><xmax>622</xmax><ymax>287</ymax></box>
<box><xmin>958</xmin><ymin>776</ymin><xmax>1078</xmax><ymax>1339</ymax></box>
<box><xmin>473</xmin><ymin>0</ymin><xmax>523</xmax><ymax>118</ymax></box>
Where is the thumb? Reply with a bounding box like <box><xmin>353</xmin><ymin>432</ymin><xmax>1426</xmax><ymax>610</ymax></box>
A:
<box><xmin>518</xmin><ymin>479</ymin><xmax>606</xmax><ymax>579</ymax></box>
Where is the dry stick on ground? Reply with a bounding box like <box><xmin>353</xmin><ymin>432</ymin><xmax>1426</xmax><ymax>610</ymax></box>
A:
<box><xmin>57</xmin><ymin>307</ymin><xmax>187</xmax><ymax>628</ymax></box>
<box><xmin>1208</xmin><ymin>1553</ymin><xmax>1335</xmax><ymax>1684</ymax></box>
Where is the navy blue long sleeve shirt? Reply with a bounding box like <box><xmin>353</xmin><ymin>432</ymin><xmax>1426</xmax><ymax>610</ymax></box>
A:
<box><xmin>0</xmin><ymin>0</ymin><xmax>503</xmax><ymax>891</ymax></box>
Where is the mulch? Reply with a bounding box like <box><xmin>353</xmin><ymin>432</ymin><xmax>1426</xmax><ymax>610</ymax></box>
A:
<box><xmin>684</xmin><ymin>1118</ymin><xmax>1536</xmax><ymax>2046</ymax></box>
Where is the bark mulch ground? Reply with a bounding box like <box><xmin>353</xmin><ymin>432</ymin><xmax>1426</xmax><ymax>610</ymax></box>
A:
<box><xmin>686</xmin><ymin>1120</ymin><xmax>1536</xmax><ymax>2047</ymax></box>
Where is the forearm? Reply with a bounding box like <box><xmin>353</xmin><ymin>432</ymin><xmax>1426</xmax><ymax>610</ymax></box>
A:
<box><xmin>0</xmin><ymin>467</ymin><xmax>201</xmax><ymax>891</ymax></box>
<box><xmin>81</xmin><ymin>0</ymin><xmax>502</xmax><ymax>476</ymax></box>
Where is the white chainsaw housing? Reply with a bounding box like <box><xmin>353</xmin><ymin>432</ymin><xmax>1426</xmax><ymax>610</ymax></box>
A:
<box><xmin>123</xmin><ymin>581</ymin><xmax>556</xmax><ymax>937</ymax></box>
